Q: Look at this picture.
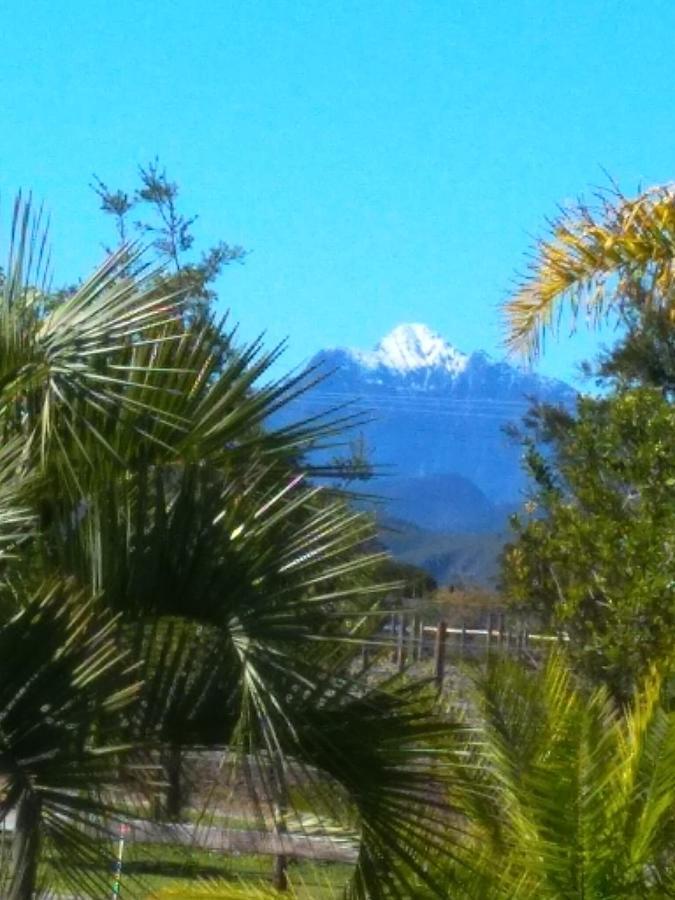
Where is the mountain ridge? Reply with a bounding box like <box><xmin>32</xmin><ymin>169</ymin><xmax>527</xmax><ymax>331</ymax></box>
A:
<box><xmin>297</xmin><ymin>323</ymin><xmax>576</xmax><ymax>505</ymax></box>
<box><xmin>312</xmin><ymin>323</ymin><xmax>572</xmax><ymax>401</ymax></box>
<box><xmin>274</xmin><ymin>323</ymin><xmax>576</xmax><ymax>582</ymax></box>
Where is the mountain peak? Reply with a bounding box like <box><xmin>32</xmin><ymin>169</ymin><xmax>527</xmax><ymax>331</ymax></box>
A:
<box><xmin>353</xmin><ymin>323</ymin><xmax>469</xmax><ymax>375</ymax></box>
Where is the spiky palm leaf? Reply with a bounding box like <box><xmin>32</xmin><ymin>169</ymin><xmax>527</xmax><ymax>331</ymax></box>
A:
<box><xmin>0</xmin><ymin>207</ymin><xmax>191</xmax><ymax>493</ymax></box>
<box><xmin>0</xmin><ymin>195</ymin><xmax>463</xmax><ymax>900</ymax></box>
<box><xmin>73</xmin><ymin>456</ymin><xmax>455</xmax><ymax>899</ymax></box>
<box><xmin>286</xmin><ymin>678</ymin><xmax>462</xmax><ymax>900</ymax></box>
<box><xmin>0</xmin><ymin>438</ymin><xmax>35</xmax><ymax>557</ymax></box>
<box><xmin>0</xmin><ymin>200</ymin><xmax>356</xmax><ymax>508</ymax></box>
<box><xmin>0</xmin><ymin>582</ymin><xmax>139</xmax><ymax>899</ymax></box>
<box><xmin>40</xmin><ymin>443</ymin><xmax>387</xmax><ymax>709</ymax></box>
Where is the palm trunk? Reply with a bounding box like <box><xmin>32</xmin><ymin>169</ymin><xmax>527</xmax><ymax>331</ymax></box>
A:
<box><xmin>10</xmin><ymin>790</ymin><xmax>41</xmax><ymax>900</ymax></box>
<box><xmin>271</xmin><ymin>757</ymin><xmax>289</xmax><ymax>892</ymax></box>
<box><xmin>272</xmin><ymin>848</ymin><xmax>289</xmax><ymax>893</ymax></box>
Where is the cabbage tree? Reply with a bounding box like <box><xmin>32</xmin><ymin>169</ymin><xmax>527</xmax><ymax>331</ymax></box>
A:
<box><xmin>0</xmin><ymin>198</ymin><xmax>453</xmax><ymax>899</ymax></box>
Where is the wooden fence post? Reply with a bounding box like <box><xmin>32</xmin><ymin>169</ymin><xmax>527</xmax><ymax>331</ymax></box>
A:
<box><xmin>486</xmin><ymin>613</ymin><xmax>493</xmax><ymax>653</ymax></box>
<box><xmin>396</xmin><ymin>615</ymin><xmax>406</xmax><ymax>672</ymax></box>
<box><xmin>410</xmin><ymin>614</ymin><xmax>419</xmax><ymax>663</ymax></box>
<box><xmin>434</xmin><ymin>620</ymin><xmax>447</xmax><ymax>690</ymax></box>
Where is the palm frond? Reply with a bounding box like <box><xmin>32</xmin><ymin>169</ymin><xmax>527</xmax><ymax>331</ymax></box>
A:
<box><xmin>442</xmin><ymin>653</ymin><xmax>675</xmax><ymax>898</ymax></box>
<box><xmin>0</xmin><ymin>437</ymin><xmax>36</xmax><ymax>563</ymax></box>
<box><xmin>0</xmin><ymin>198</ymin><xmax>194</xmax><ymax>497</ymax></box>
<box><xmin>0</xmin><ymin>581</ymin><xmax>140</xmax><ymax>898</ymax></box>
<box><xmin>505</xmin><ymin>184</ymin><xmax>675</xmax><ymax>357</ymax></box>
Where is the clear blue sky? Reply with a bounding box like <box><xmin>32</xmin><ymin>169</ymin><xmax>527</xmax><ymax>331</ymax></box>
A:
<box><xmin>2</xmin><ymin>0</ymin><xmax>674</xmax><ymax>384</ymax></box>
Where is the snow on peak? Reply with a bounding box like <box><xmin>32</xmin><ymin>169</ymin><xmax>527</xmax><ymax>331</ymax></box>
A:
<box><xmin>352</xmin><ymin>323</ymin><xmax>469</xmax><ymax>375</ymax></box>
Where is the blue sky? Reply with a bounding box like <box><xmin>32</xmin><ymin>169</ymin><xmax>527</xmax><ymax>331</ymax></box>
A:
<box><xmin>2</xmin><ymin>1</ymin><xmax>674</xmax><ymax>384</ymax></box>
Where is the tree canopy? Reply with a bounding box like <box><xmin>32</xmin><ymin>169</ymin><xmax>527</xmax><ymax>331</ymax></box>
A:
<box><xmin>0</xmin><ymin>174</ymin><xmax>476</xmax><ymax>900</ymax></box>
<box><xmin>503</xmin><ymin>388</ymin><xmax>675</xmax><ymax>699</ymax></box>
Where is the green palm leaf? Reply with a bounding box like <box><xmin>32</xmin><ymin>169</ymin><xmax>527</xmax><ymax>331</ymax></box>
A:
<box><xmin>0</xmin><ymin>582</ymin><xmax>140</xmax><ymax>899</ymax></box>
<box><xmin>439</xmin><ymin>653</ymin><xmax>675</xmax><ymax>899</ymax></box>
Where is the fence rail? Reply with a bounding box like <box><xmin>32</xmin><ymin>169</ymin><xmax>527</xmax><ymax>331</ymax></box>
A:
<box><xmin>362</xmin><ymin>611</ymin><xmax>567</xmax><ymax>688</ymax></box>
<box><xmin>0</xmin><ymin>612</ymin><xmax>565</xmax><ymax>891</ymax></box>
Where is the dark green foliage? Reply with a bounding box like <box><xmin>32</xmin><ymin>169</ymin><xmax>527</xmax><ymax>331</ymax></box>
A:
<box><xmin>593</xmin><ymin>302</ymin><xmax>675</xmax><ymax>397</ymax></box>
<box><xmin>504</xmin><ymin>265</ymin><xmax>675</xmax><ymax>701</ymax></box>
<box><xmin>0</xmin><ymin>584</ymin><xmax>139</xmax><ymax>899</ymax></box>
<box><xmin>504</xmin><ymin>388</ymin><xmax>675</xmax><ymax>700</ymax></box>
<box><xmin>0</xmin><ymin>193</ymin><xmax>463</xmax><ymax>899</ymax></box>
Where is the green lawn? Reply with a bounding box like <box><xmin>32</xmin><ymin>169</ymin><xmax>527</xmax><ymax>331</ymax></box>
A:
<box><xmin>39</xmin><ymin>841</ymin><xmax>352</xmax><ymax>898</ymax></box>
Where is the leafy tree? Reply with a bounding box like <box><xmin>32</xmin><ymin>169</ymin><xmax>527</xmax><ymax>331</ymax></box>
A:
<box><xmin>92</xmin><ymin>160</ymin><xmax>246</xmax><ymax>319</ymax></box>
<box><xmin>501</xmin><ymin>179</ymin><xmax>675</xmax><ymax>699</ymax></box>
<box><xmin>502</xmin><ymin>388</ymin><xmax>675</xmax><ymax>700</ymax></box>
<box><xmin>591</xmin><ymin>302</ymin><xmax>675</xmax><ymax>397</ymax></box>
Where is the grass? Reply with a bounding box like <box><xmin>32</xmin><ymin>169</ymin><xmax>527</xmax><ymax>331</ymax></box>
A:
<box><xmin>38</xmin><ymin>840</ymin><xmax>352</xmax><ymax>898</ymax></box>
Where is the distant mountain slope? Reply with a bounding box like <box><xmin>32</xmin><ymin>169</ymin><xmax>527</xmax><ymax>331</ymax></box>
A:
<box><xmin>289</xmin><ymin>323</ymin><xmax>576</xmax><ymax>511</ymax></box>
<box><xmin>364</xmin><ymin>473</ymin><xmax>514</xmax><ymax>533</ymax></box>
<box><xmin>377</xmin><ymin>516</ymin><xmax>507</xmax><ymax>588</ymax></box>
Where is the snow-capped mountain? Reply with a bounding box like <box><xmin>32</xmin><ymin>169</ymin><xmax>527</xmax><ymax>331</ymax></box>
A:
<box><xmin>273</xmin><ymin>323</ymin><xmax>577</xmax><ymax>583</ymax></box>
<box><xmin>313</xmin><ymin>323</ymin><xmax>572</xmax><ymax>404</ymax></box>
<box><xmin>349</xmin><ymin>323</ymin><xmax>469</xmax><ymax>379</ymax></box>
<box><xmin>287</xmin><ymin>323</ymin><xmax>577</xmax><ymax>520</ymax></box>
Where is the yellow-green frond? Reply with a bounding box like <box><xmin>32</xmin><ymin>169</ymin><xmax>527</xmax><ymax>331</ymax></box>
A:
<box><xmin>505</xmin><ymin>184</ymin><xmax>675</xmax><ymax>357</ymax></box>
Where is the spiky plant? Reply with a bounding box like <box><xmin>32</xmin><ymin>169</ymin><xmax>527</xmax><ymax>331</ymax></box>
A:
<box><xmin>427</xmin><ymin>653</ymin><xmax>675</xmax><ymax>899</ymax></box>
<box><xmin>0</xmin><ymin>196</ymin><xmax>464</xmax><ymax>899</ymax></box>
<box><xmin>505</xmin><ymin>183</ymin><xmax>675</xmax><ymax>357</ymax></box>
<box><xmin>0</xmin><ymin>584</ymin><xmax>139</xmax><ymax>900</ymax></box>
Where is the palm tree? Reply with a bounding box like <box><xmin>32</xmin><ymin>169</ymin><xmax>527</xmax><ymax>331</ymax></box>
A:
<box><xmin>0</xmin><ymin>197</ymin><xmax>456</xmax><ymax>899</ymax></box>
<box><xmin>504</xmin><ymin>183</ymin><xmax>675</xmax><ymax>356</ymax></box>
<box><xmin>140</xmin><ymin>653</ymin><xmax>675</xmax><ymax>900</ymax></box>
<box><xmin>423</xmin><ymin>652</ymin><xmax>675</xmax><ymax>899</ymax></box>
<box><xmin>0</xmin><ymin>585</ymin><xmax>139</xmax><ymax>900</ymax></box>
